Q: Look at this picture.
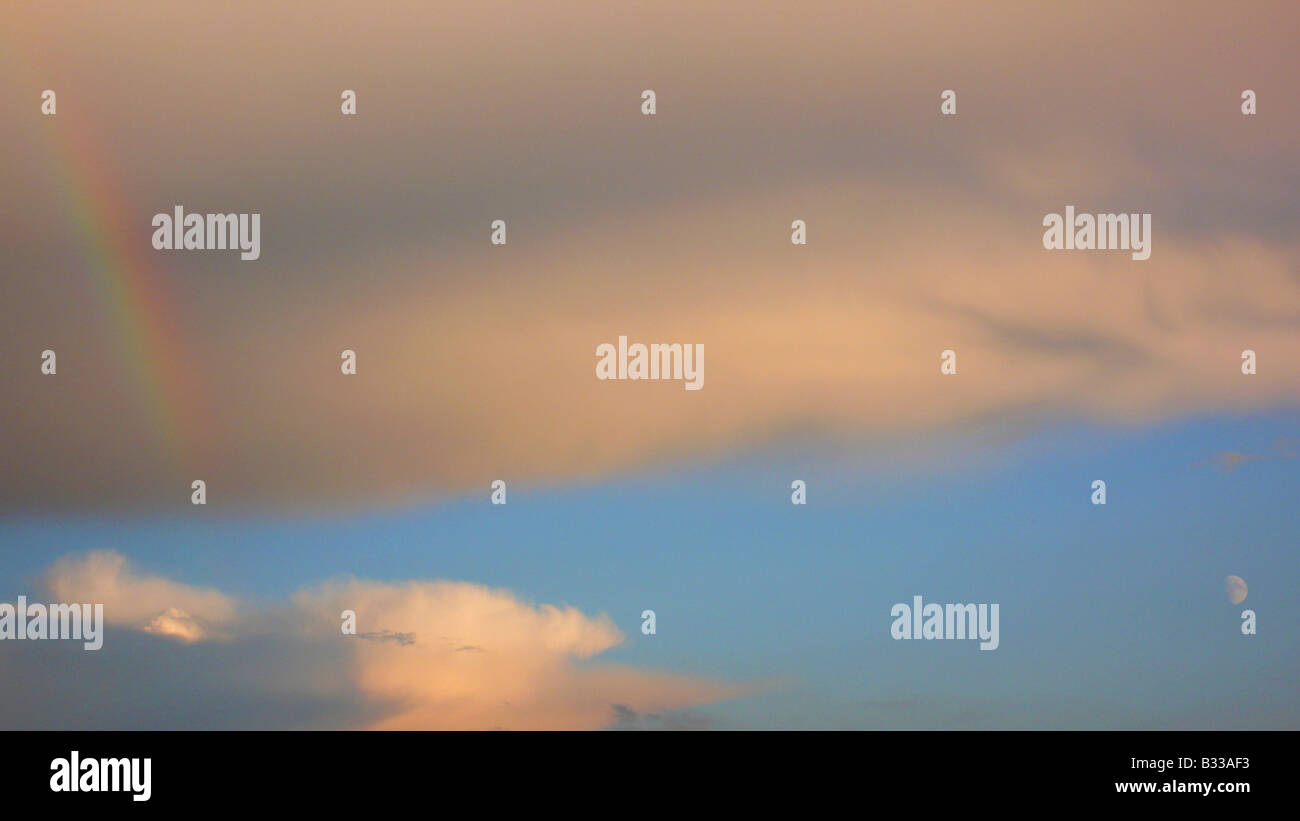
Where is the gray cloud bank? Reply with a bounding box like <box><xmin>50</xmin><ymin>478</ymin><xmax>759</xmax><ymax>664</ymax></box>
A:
<box><xmin>2</xmin><ymin>1</ymin><xmax>1297</xmax><ymax>512</ymax></box>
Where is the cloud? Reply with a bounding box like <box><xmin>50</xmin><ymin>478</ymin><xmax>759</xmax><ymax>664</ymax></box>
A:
<box><xmin>14</xmin><ymin>551</ymin><xmax>742</xmax><ymax>729</ymax></box>
<box><xmin>44</xmin><ymin>550</ymin><xmax>238</xmax><ymax>641</ymax></box>
<box><xmin>352</xmin><ymin>629</ymin><xmax>416</xmax><ymax>646</ymax></box>
<box><xmin>1</xmin><ymin>1</ymin><xmax>1297</xmax><ymax>512</ymax></box>
<box><xmin>606</xmin><ymin>703</ymin><xmax>716</xmax><ymax>731</ymax></box>
<box><xmin>292</xmin><ymin>578</ymin><xmax>742</xmax><ymax>729</ymax></box>
<box><xmin>1196</xmin><ymin>436</ymin><xmax>1300</xmax><ymax>472</ymax></box>
<box><xmin>1202</xmin><ymin>451</ymin><xmax>1264</xmax><ymax>472</ymax></box>
<box><xmin>141</xmin><ymin>607</ymin><xmax>211</xmax><ymax>643</ymax></box>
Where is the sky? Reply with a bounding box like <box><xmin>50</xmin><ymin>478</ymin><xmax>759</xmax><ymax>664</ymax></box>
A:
<box><xmin>0</xmin><ymin>1</ymin><xmax>1297</xmax><ymax>729</ymax></box>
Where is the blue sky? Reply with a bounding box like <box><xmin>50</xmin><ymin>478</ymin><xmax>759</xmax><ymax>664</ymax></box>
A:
<box><xmin>4</xmin><ymin>408</ymin><xmax>1294</xmax><ymax>729</ymax></box>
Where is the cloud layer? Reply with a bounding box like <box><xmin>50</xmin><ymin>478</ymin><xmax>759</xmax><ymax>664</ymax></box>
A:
<box><xmin>2</xmin><ymin>1</ymin><xmax>1297</xmax><ymax>511</ymax></box>
<box><xmin>1</xmin><ymin>552</ymin><xmax>739</xmax><ymax>729</ymax></box>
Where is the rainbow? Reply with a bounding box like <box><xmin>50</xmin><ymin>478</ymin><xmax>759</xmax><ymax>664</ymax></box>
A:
<box><xmin>37</xmin><ymin>111</ymin><xmax>213</xmax><ymax>472</ymax></box>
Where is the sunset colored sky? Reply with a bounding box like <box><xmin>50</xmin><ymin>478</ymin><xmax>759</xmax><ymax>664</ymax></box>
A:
<box><xmin>1</xmin><ymin>1</ymin><xmax>1296</xmax><ymax>729</ymax></box>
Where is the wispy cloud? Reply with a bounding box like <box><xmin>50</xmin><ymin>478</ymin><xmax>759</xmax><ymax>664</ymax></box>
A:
<box><xmin>352</xmin><ymin>629</ymin><xmax>416</xmax><ymax>646</ymax></box>
<box><xmin>1196</xmin><ymin>436</ymin><xmax>1300</xmax><ymax>472</ymax></box>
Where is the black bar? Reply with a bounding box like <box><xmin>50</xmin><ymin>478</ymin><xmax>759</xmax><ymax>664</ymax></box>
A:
<box><xmin>3</xmin><ymin>731</ymin><xmax>1282</xmax><ymax>808</ymax></box>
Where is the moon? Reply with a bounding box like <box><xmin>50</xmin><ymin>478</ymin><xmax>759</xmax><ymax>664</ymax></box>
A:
<box><xmin>1225</xmin><ymin>575</ymin><xmax>1248</xmax><ymax>605</ymax></box>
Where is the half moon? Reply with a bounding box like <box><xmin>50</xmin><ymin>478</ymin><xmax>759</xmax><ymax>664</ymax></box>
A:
<box><xmin>1225</xmin><ymin>575</ymin><xmax>1248</xmax><ymax>605</ymax></box>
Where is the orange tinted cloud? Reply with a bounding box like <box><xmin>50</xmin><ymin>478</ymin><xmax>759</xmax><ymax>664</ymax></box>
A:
<box><xmin>40</xmin><ymin>552</ymin><xmax>743</xmax><ymax>729</ymax></box>
<box><xmin>44</xmin><ymin>550</ymin><xmax>237</xmax><ymax>641</ymax></box>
